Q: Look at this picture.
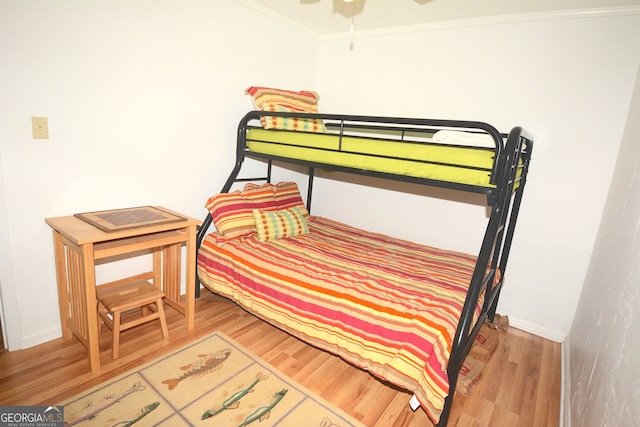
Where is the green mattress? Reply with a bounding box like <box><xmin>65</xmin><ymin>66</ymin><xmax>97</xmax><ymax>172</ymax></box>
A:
<box><xmin>246</xmin><ymin>128</ymin><xmax>499</xmax><ymax>188</ymax></box>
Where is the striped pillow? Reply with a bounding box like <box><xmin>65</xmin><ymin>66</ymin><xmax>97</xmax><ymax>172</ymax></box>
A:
<box><xmin>243</xmin><ymin>182</ymin><xmax>309</xmax><ymax>215</ymax></box>
<box><xmin>205</xmin><ymin>182</ymin><xmax>308</xmax><ymax>239</ymax></box>
<box><xmin>253</xmin><ymin>206</ymin><xmax>309</xmax><ymax>241</ymax></box>
<box><xmin>245</xmin><ymin>86</ymin><xmax>327</xmax><ymax>133</ymax></box>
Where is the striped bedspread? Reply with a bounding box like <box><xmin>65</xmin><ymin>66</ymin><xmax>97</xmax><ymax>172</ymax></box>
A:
<box><xmin>197</xmin><ymin>216</ymin><xmax>485</xmax><ymax>423</ymax></box>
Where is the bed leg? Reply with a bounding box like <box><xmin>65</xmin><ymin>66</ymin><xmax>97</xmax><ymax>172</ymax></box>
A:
<box><xmin>437</xmin><ymin>393</ymin><xmax>454</xmax><ymax>427</ymax></box>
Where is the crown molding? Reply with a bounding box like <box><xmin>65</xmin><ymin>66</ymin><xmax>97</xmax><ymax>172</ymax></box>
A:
<box><xmin>236</xmin><ymin>1</ymin><xmax>640</xmax><ymax>41</ymax></box>
<box><xmin>318</xmin><ymin>5</ymin><xmax>640</xmax><ymax>40</ymax></box>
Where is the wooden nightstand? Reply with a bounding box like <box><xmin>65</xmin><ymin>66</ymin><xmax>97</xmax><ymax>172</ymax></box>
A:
<box><xmin>45</xmin><ymin>206</ymin><xmax>200</xmax><ymax>373</ymax></box>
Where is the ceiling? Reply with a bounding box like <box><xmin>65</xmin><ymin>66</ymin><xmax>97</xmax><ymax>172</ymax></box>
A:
<box><xmin>242</xmin><ymin>0</ymin><xmax>640</xmax><ymax>35</ymax></box>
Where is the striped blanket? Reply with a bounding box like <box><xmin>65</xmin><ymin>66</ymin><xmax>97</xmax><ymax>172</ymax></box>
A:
<box><xmin>197</xmin><ymin>216</ymin><xmax>485</xmax><ymax>423</ymax></box>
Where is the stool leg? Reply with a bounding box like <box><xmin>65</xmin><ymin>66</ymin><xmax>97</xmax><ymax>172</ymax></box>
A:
<box><xmin>97</xmin><ymin>302</ymin><xmax>103</xmax><ymax>335</ymax></box>
<box><xmin>156</xmin><ymin>298</ymin><xmax>169</xmax><ymax>339</ymax></box>
<box><xmin>112</xmin><ymin>311</ymin><xmax>121</xmax><ymax>359</ymax></box>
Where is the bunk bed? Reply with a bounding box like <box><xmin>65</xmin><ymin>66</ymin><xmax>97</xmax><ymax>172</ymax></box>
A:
<box><xmin>195</xmin><ymin>108</ymin><xmax>533</xmax><ymax>426</ymax></box>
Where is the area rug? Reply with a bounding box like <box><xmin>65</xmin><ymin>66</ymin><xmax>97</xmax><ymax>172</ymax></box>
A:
<box><xmin>61</xmin><ymin>332</ymin><xmax>364</xmax><ymax>426</ymax></box>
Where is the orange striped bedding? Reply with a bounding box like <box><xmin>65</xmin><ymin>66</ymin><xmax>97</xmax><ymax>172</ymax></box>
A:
<box><xmin>197</xmin><ymin>216</ymin><xmax>487</xmax><ymax>423</ymax></box>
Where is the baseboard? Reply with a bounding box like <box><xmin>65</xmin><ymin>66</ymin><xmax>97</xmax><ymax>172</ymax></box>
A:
<box><xmin>506</xmin><ymin>315</ymin><xmax>568</xmax><ymax>426</ymax></box>
<box><xmin>508</xmin><ymin>316</ymin><xmax>566</xmax><ymax>343</ymax></box>
<box><xmin>20</xmin><ymin>327</ymin><xmax>62</xmax><ymax>350</ymax></box>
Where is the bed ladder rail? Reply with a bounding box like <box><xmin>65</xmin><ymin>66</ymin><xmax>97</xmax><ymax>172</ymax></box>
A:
<box><xmin>438</xmin><ymin>126</ymin><xmax>533</xmax><ymax>426</ymax></box>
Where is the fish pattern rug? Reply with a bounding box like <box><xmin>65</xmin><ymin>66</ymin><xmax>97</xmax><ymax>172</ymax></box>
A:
<box><xmin>61</xmin><ymin>332</ymin><xmax>364</xmax><ymax>426</ymax></box>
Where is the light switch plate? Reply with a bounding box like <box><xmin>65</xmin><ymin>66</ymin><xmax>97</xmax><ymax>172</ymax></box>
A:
<box><xmin>32</xmin><ymin>117</ymin><xmax>49</xmax><ymax>139</ymax></box>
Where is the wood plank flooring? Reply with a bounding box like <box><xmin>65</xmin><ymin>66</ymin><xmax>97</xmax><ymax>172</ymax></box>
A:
<box><xmin>0</xmin><ymin>291</ymin><xmax>561</xmax><ymax>426</ymax></box>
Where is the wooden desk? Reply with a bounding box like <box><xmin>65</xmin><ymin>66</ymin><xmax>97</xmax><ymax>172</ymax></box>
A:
<box><xmin>45</xmin><ymin>206</ymin><xmax>200</xmax><ymax>373</ymax></box>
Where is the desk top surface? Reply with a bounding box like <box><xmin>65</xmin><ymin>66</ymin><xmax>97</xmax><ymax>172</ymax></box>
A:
<box><xmin>45</xmin><ymin>206</ymin><xmax>200</xmax><ymax>245</ymax></box>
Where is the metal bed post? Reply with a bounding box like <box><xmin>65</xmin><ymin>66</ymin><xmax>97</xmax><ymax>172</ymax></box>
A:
<box><xmin>488</xmin><ymin>134</ymin><xmax>533</xmax><ymax>319</ymax></box>
<box><xmin>439</xmin><ymin>127</ymin><xmax>533</xmax><ymax>426</ymax></box>
<box><xmin>307</xmin><ymin>167</ymin><xmax>315</xmax><ymax>213</ymax></box>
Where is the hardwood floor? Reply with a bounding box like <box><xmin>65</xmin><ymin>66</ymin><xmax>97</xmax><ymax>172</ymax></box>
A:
<box><xmin>0</xmin><ymin>291</ymin><xmax>561</xmax><ymax>426</ymax></box>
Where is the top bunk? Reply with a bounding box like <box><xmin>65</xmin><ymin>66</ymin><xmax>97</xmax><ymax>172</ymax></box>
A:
<box><xmin>234</xmin><ymin>109</ymin><xmax>533</xmax><ymax>206</ymax></box>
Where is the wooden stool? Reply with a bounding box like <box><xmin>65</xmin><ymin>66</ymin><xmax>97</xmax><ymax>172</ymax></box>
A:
<box><xmin>97</xmin><ymin>279</ymin><xmax>169</xmax><ymax>359</ymax></box>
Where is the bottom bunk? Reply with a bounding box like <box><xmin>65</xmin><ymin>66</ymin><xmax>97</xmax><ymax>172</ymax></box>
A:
<box><xmin>196</xmin><ymin>184</ymin><xmax>494</xmax><ymax>424</ymax></box>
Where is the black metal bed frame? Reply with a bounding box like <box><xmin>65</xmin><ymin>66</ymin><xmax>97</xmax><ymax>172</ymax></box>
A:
<box><xmin>195</xmin><ymin>110</ymin><xmax>533</xmax><ymax>426</ymax></box>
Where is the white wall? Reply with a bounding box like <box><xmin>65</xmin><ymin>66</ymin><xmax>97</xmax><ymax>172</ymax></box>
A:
<box><xmin>0</xmin><ymin>0</ymin><xmax>319</xmax><ymax>349</ymax></box>
<box><xmin>1</xmin><ymin>1</ymin><xmax>639</xmax><ymax>349</ymax></box>
<box><xmin>566</xmin><ymin>66</ymin><xmax>640</xmax><ymax>427</ymax></box>
<box><xmin>312</xmin><ymin>12</ymin><xmax>640</xmax><ymax>340</ymax></box>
